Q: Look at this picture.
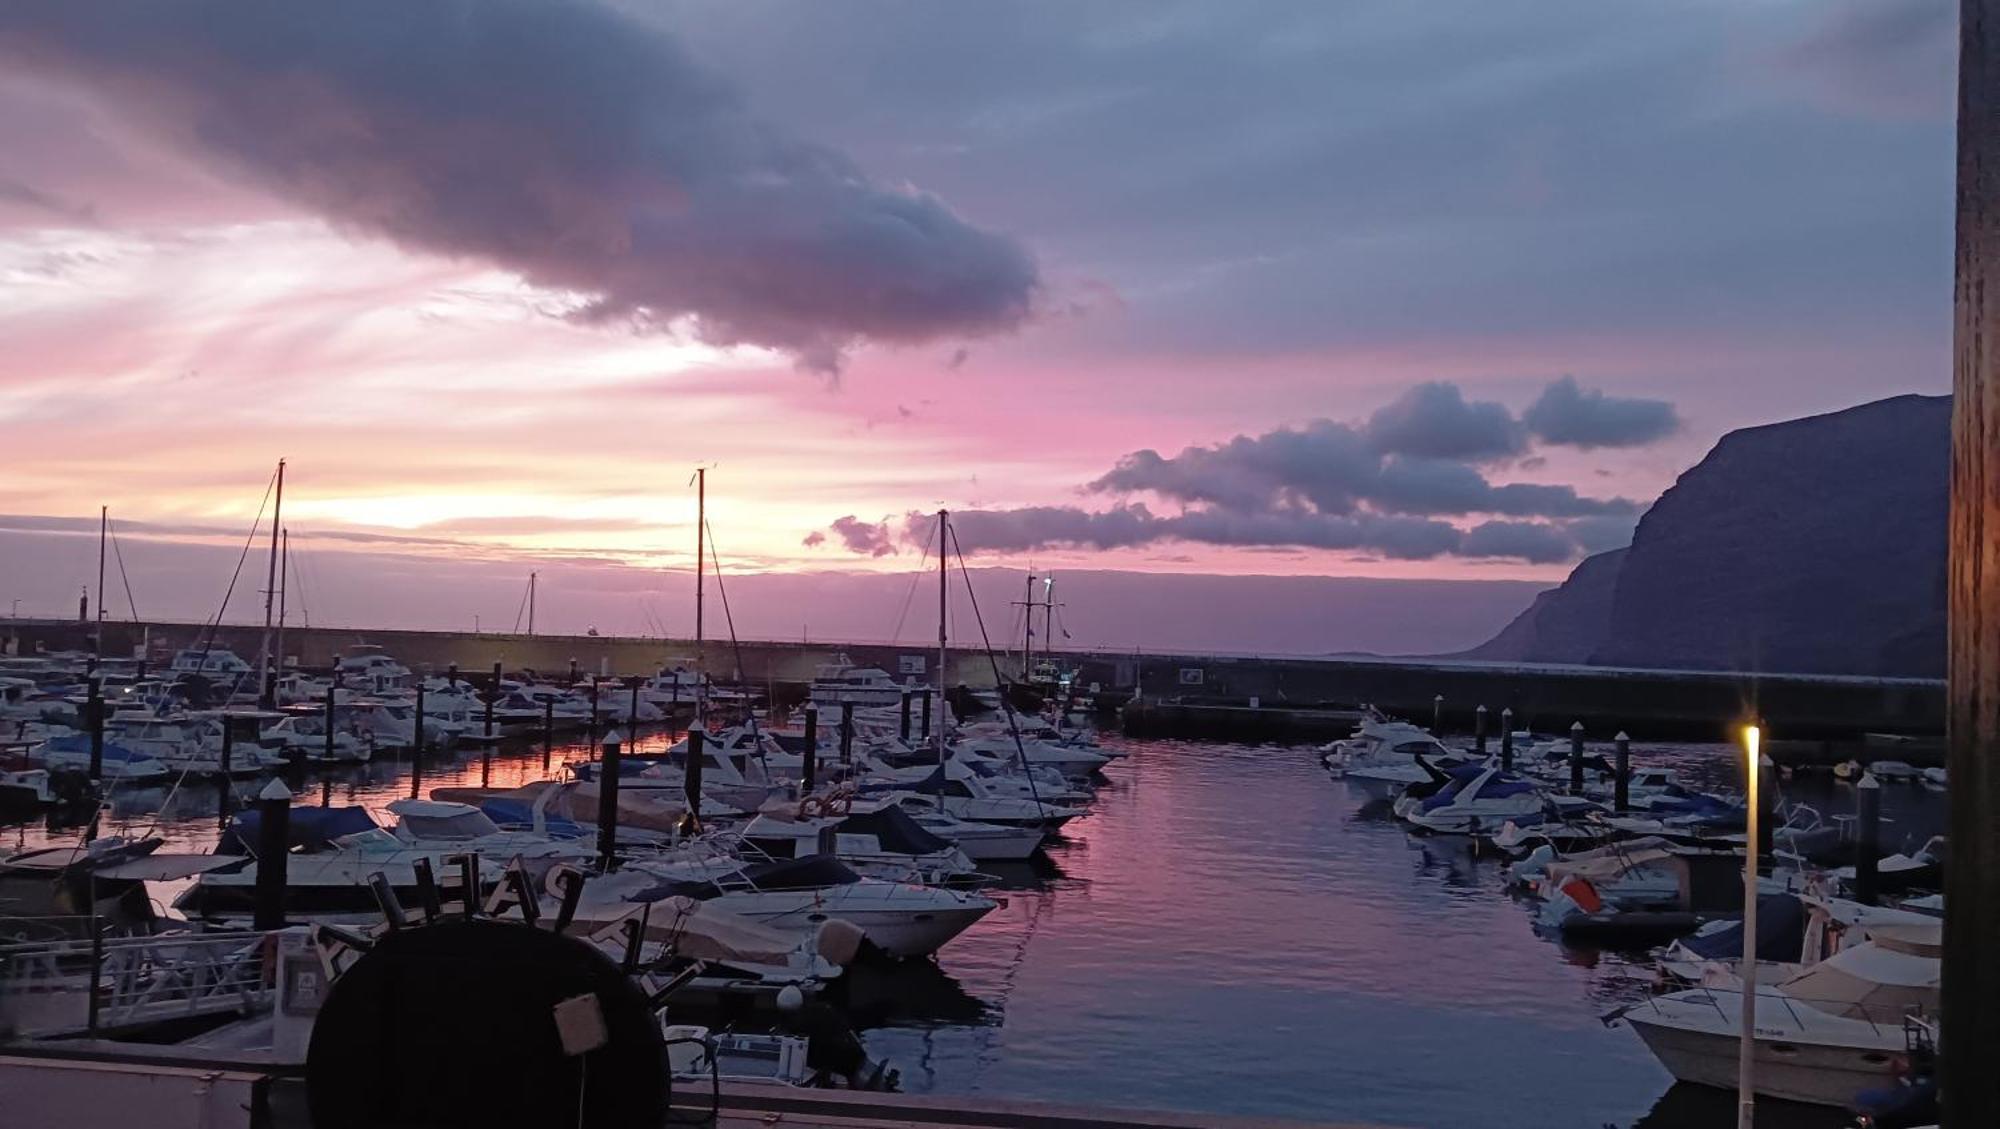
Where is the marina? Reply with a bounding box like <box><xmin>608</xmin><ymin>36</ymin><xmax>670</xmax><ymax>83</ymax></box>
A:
<box><xmin>0</xmin><ymin>646</ymin><xmax>1949</xmax><ymax>1126</ymax></box>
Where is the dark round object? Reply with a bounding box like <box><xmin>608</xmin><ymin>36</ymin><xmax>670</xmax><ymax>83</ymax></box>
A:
<box><xmin>307</xmin><ymin>919</ymin><xmax>664</xmax><ymax>1129</ymax></box>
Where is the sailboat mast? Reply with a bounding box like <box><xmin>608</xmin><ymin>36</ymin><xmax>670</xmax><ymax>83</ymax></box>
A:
<box><xmin>937</xmin><ymin>509</ymin><xmax>948</xmax><ymax>760</ymax></box>
<box><xmin>1022</xmin><ymin>571</ymin><xmax>1034</xmax><ymax>677</ymax></box>
<box><xmin>695</xmin><ymin>467</ymin><xmax>706</xmax><ymax>680</ymax></box>
<box><xmin>1044</xmin><ymin>574</ymin><xmax>1056</xmax><ymax>673</ymax></box>
<box><xmin>258</xmin><ymin>459</ymin><xmax>284</xmax><ymax>707</ymax></box>
<box><xmin>275</xmin><ymin>527</ymin><xmax>287</xmax><ymax>684</ymax></box>
<box><xmin>527</xmin><ymin>571</ymin><xmax>537</xmax><ymax>636</ymax></box>
<box><xmin>94</xmin><ymin>505</ymin><xmax>106</xmax><ymax>662</ymax></box>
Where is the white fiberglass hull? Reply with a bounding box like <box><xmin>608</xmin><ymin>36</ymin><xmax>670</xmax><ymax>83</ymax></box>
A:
<box><xmin>1623</xmin><ymin>1011</ymin><xmax>1903</xmax><ymax>1107</ymax></box>
<box><xmin>1404</xmin><ymin>798</ymin><xmax>1546</xmax><ymax>835</ymax></box>
<box><xmin>711</xmin><ymin>888</ymin><xmax>995</xmax><ymax>958</ymax></box>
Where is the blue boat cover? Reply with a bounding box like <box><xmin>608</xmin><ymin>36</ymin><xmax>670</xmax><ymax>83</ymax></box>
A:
<box><xmin>216</xmin><ymin>805</ymin><xmax>379</xmax><ymax>856</ymax></box>
<box><xmin>1680</xmin><ymin>894</ymin><xmax>1807</xmax><ymax>962</ymax></box>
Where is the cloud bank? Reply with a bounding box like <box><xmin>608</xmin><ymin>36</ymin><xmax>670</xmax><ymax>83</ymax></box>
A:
<box><xmin>0</xmin><ymin>0</ymin><xmax>1038</xmax><ymax>371</ymax></box>
<box><xmin>813</xmin><ymin>378</ymin><xmax>1678</xmax><ymax>564</ymax></box>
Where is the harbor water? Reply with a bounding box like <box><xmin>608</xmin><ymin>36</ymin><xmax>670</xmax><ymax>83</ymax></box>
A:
<box><xmin>5</xmin><ymin>732</ymin><xmax>1940</xmax><ymax>1129</ymax></box>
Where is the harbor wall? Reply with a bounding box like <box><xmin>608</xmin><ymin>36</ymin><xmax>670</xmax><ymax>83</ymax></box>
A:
<box><xmin>0</xmin><ymin>618</ymin><xmax>1944</xmax><ymax>741</ymax></box>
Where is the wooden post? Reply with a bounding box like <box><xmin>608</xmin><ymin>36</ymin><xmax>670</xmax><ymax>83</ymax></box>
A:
<box><xmin>253</xmin><ymin>778</ymin><xmax>292</xmax><ymax>931</ymax></box>
<box><xmin>587</xmin><ymin>676</ymin><xmax>600</xmax><ymax>749</ymax></box>
<box><xmin>1500</xmin><ymin>707</ymin><xmax>1514</xmax><ymax>771</ymax></box>
<box><xmin>684</xmin><ymin>727</ymin><xmax>705</xmax><ymax>831</ymax></box>
<box><xmin>86</xmin><ymin>677</ymin><xmax>103</xmax><ymax>782</ymax></box>
<box><xmin>1950</xmin><ymin>7</ymin><xmax>2000</xmax><ymax>1121</ymax></box>
<box><xmin>1568</xmin><ymin>721</ymin><xmax>1585</xmax><ymax>794</ymax></box>
<box><xmin>1855</xmin><ymin>772</ymin><xmax>1882</xmax><ymax>906</ymax></box>
<box><xmin>920</xmin><ymin>689</ymin><xmax>933</xmax><ymax>739</ymax></box>
<box><xmin>409</xmin><ymin>681</ymin><xmax>425</xmax><ymax>801</ymax></box>
<box><xmin>1474</xmin><ymin>704</ymin><xmax>1488</xmax><ymax>756</ymax></box>
<box><xmin>485</xmin><ymin>661</ymin><xmax>500</xmax><ymax>743</ymax></box>
<box><xmin>219</xmin><ymin>714</ymin><xmax>234</xmax><ymax>780</ymax></box>
<box><xmin>801</xmin><ymin>714</ymin><xmax>818</xmax><ymax>795</ymax></box>
<box><xmin>1431</xmin><ymin>694</ymin><xmax>1443</xmax><ymax>735</ymax></box>
<box><xmin>627</xmin><ymin>677</ymin><xmax>641</xmax><ymax>743</ymax></box>
<box><xmin>322</xmin><ymin>683</ymin><xmax>335</xmax><ymax>766</ymax></box>
<box><xmin>596</xmin><ymin>730</ymin><xmax>621</xmax><ymax>871</ymax></box>
<box><xmin>840</xmin><ymin>701</ymin><xmax>855</xmax><ymax>764</ymax></box>
<box><xmin>1613</xmin><ymin>731</ymin><xmax>1632</xmax><ymax>813</ymax></box>
<box><xmin>803</xmin><ymin>706</ymin><xmax>819</xmax><ymax>791</ymax></box>
<box><xmin>900</xmin><ymin>691</ymin><xmax>912</xmax><ymax>741</ymax></box>
<box><xmin>542</xmin><ymin>697</ymin><xmax>555</xmax><ymax>770</ymax></box>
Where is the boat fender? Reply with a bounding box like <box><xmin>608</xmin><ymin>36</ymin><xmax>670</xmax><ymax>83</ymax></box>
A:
<box><xmin>1558</xmin><ymin>877</ymin><xmax>1603</xmax><ymax>915</ymax></box>
<box><xmin>814</xmin><ymin>918</ymin><xmax>866</xmax><ymax>966</ymax></box>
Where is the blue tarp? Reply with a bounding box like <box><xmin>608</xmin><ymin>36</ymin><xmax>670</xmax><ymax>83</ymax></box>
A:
<box><xmin>479</xmin><ymin>797</ymin><xmax>585</xmax><ymax>839</ymax></box>
<box><xmin>1680</xmin><ymin>894</ymin><xmax>1807</xmax><ymax>962</ymax></box>
<box><xmin>216</xmin><ymin>805</ymin><xmax>378</xmax><ymax>856</ymax></box>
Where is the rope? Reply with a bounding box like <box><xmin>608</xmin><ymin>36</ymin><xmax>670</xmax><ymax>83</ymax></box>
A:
<box><xmin>108</xmin><ymin>520</ymin><xmax>139</xmax><ymax>622</ymax></box>
<box><xmin>946</xmin><ymin>523</ymin><xmax>1043</xmax><ymax>810</ymax></box>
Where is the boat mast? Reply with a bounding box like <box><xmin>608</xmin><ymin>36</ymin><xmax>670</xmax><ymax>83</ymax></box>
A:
<box><xmin>527</xmin><ymin>570</ymin><xmax>537</xmax><ymax>636</ymax></box>
<box><xmin>94</xmin><ymin>505</ymin><xmax>106</xmax><ymax>664</ymax></box>
<box><xmin>1043</xmin><ymin>574</ymin><xmax>1057</xmax><ymax>674</ymax></box>
<box><xmin>937</xmin><ymin>509</ymin><xmax>948</xmax><ymax>763</ymax></box>
<box><xmin>1022</xmin><ymin>571</ymin><xmax>1034</xmax><ymax>678</ymax></box>
<box><xmin>275</xmin><ymin>527</ymin><xmax>287</xmax><ymax>686</ymax></box>
<box><xmin>695</xmin><ymin>467</ymin><xmax>706</xmax><ymax>674</ymax></box>
<box><xmin>258</xmin><ymin>459</ymin><xmax>284</xmax><ymax>709</ymax></box>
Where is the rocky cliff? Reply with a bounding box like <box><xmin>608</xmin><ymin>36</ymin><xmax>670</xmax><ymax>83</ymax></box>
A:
<box><xmin>1461</xmin><ymin>394</ymin><xmax>1948</xmax><ymax>677</ymax></box>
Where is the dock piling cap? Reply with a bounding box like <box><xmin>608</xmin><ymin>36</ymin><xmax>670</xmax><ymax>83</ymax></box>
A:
<box><xmin>602</xmin><ymin>728</ymin><xmax>623</xmax><ymax>747</ymax></box>
<box><xmin>1858</xmin><ymin>771</ymin><xmax>1882</xmax><ymax>790</ymax></box>
<box><xmin>1615</xmin><ymin>731</ymin><xmax>1630</xmax><ymax>741</ymax></box>
<box><xmin>1570</xmin><ymin>720</ymin><xmax>1585</xmax><ymax>732</ymax></box>
<box><xmin>259</xmin><ymin>778</ymin><xmax>293</xmax><ymax>802</ymax></box>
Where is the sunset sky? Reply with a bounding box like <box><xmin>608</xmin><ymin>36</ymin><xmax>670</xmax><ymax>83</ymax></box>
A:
<box><xmin>0</xmin><ymin>1</ymin><xmax>1956</xmax><ymax>646</ymax></box>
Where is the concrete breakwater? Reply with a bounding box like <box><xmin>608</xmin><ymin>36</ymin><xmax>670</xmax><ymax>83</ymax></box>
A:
<box><xmin>4</xmin><ymin>618</ymin><xmax>1944</xmax><ymax>741</ymax></box>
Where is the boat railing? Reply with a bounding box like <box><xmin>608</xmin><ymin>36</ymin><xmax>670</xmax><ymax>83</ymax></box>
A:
<box><xmin>0</xmin><ymin>927</ymin><xmax>274</xmax><ymax>1037</ymax></box>
<box><xmin>1630</xmin><ymin>984</ymin><xmax>1927</xmax><ymax>1039</ymax></box>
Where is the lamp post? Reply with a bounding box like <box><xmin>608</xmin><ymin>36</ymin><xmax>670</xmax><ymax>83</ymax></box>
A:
<box><xmin>1736</xmin><ymin>724</ymin><xmax>1761</xmax><ymax>1129</ymax></box>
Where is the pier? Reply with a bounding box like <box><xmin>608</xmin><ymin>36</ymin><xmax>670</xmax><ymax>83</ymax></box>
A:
<box><xmin>0</xmin><ymin>1047</ymin><xmax>1394</xmax><ymax>1129</ymax></box>
<box><xmin>3</xmin><ymin>617</ymin><xmax>1946</xmax><ymax>741</ymax></box>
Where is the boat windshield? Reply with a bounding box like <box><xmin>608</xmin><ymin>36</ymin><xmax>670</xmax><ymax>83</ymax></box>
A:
<box><xmin>400</xmin><ymin>810</ymin><xmax>501</xmax><ymax>839</ymax></box>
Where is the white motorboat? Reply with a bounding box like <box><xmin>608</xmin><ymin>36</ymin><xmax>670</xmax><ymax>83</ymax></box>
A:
<box><xmin>167</xmin><ymin>648</ymin><xmax>253</xmax><ymax>677</ymax></box>
<box><xmin>1400</xmin><ymin>764</ymin><xmax>1548</xmax><ymax>835</ymax></box>
<box><xmin>603</xmin><ymin>852</ymin><xmax>996</xmax><ymax>959</ymax></box>
<box><xmin>891</xmin><ymin>800</ymin><xmax>1046</xmax><ymax>860</ymax></box>
<box><xmin>1612</xmin><ymin>938</ymin><xmax>1939</xmax><ymax>1107</ymax></box>
<box><xmin>808</xmin><ymin>657</ymin><xmax>910</xmax><ymax>710</ymax></box>
<box><xmin>956</xmin><ymin>734</ymin><xmax>1110</xmax><ymax>778</ymax></box>
<box><xmin>861</xmin><ymin>758</ymin><xmax>1080</xmax><ymax>830</ymax></box>
<box><xmin>30</xmin><ymin>734</ymin><xmax>171</xmax><ymax>784</ymax></box>
<box><xmin>260</xmin><ymin>712</ymin><xmax>372</xmax><ymax>764</ymax></box>
<box><xmin>739</xmin><ymin>800</ymin><xmax>982</xmax><ymax>888</ymax></box>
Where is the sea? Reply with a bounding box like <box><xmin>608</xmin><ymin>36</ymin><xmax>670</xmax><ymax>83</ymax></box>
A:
<box><xmin>4</xmin><ymin>730</ymin><xmax>1945</xmax><ymax>1129</ymax></box>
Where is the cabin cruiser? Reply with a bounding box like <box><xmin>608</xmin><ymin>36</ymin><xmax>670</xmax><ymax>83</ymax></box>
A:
<box><xmin>859</xmin><ymin>758</ymin><xmax>1081</xmax><ymax>830</ymax></box>
<box><xmin>167</xmin><ymin>648</ymin><xmax>253</xmax><ymax>677</ymax></box>
<box><xmin>1323</xmin><ymin>719</ymin><xmax>1465</xmax><ymax>795</ymax></box>
<box><xmin>0</xmin><ymin>762</ymin><xmax>55</xmax><ymax>811</ymax></box>
<box><xmin>30</xmin><ymin>734</ymin><xmax>170</xmax><ymax>784</ymax></box>
<box><xmin>639</xmin><ymin>666</ymin><xmax>706</xmax><ymax>708</ymax></box>
<box><xmin>176</xmin><ymin>805</ymin><xmax>507</xmax><ymax>925</ymax></box>
<box><xmin>1611</xmin><ymin>933</ymin><xmax>1940</xmax><ymax>1107</ymax></box>
<box><xmin>597</xmin><ymin>851</ymin><xmax>997</xmax><ymax>958</ymax></box>
<box><xmin>808</xmin><ymin>658</ymin><xmax>909</xmax><ymax>710</ymax></box>
<box><xmin>739</xmin><ymin>800</ymin><xmax>983</xmax><ymax>889</ymax></box>
<box><xmin>955</xmin><ymin>733</ymin><xmax>1110</xmax><ymax>778</ymax></box>
<box><xmin>1400</xmin><ymin>764</ymin><xmax>1548</xmax><ymax>835</ymax></box>
<box><xmin>882</xmin><ymin>795</ymin><xmax>1047</xmax><ymax>860</ymax></box>
<box><xmin>260</xmin><ymin>711</ymin><xmax>372</xmax><ymax>764</ymax></box>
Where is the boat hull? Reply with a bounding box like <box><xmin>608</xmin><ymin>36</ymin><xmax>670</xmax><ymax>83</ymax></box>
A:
<box><xmin>1624</xmin><ymin>1014</ymin><xmax>1902</xmax><ymax>1107</ymax></box>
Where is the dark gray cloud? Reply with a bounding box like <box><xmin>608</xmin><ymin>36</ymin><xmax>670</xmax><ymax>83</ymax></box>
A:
<box><xmin>1365</xmin><ymin>382</ymin><xmax>1524</xmax><ymax>461</ymax></box>
<box><xmin>1522</xmin><ymin>376</ymin><xmax>1680</xmax><ymax>449</ymax></box>
<box><xmin>817</xmin><ymin>377</ymin><xmax>1667</xmax><ymax>563</ymax></box>
<box><xmin>1458</xmin><ymin>520</ymin><xmax>1577</xmax><ymax>565</ymax></box>
<box><xmin>0</xmin><ymin>0</ymin><xmax>1037</xmax><ymax>371</ymax></box>
<box><xmin>827</xmin><ymin>515</ymin><xmax>896</xmax><ymax>557</ymax></box>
